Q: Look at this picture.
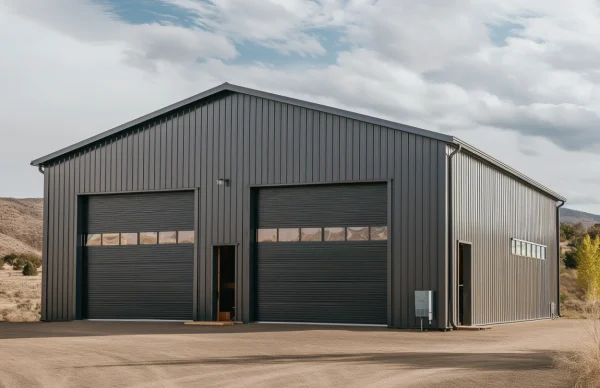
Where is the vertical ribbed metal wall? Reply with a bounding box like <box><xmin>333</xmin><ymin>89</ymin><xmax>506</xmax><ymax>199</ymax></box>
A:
<box><xmin>450</xmin><ymin>148</ymin><xmax>558</xmax><ymax>325</ymax></box>
<box><xmin>40</xmin><ymin>91</ymin><xmax>448</xmax><ymax>328</ymax></box>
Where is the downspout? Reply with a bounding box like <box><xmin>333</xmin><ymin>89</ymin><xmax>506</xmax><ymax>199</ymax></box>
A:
<box><xmin>448</xmin><ymin>144</ymin><xmax>462</xmax><ymax>330</ymax></box>
<box><xmin>556</xmin><ymin>199</ymin><xmax>565</xmax><ymax>318</ymax></box>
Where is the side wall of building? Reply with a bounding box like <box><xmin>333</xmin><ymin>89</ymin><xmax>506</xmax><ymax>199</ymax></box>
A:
<box><xmin>40</xmin><ymin>91</ymin><xmax>449</xmax><ymax>328</ymax></box>
<box><xmin>450</xmin><ymin>148</ymin><xmax>559</xmax><ymax>325</ymax></box>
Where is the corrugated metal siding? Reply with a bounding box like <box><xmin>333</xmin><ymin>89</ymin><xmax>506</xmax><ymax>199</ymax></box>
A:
<box><xmin>41</xmin><ymin>91</ymin><xmax>448</xmax><ymax>328</ymax></box>
<box><xmin>450</xmin><ymin>148</ymin><xmax>558</xmax><ymax>325</ymax></box>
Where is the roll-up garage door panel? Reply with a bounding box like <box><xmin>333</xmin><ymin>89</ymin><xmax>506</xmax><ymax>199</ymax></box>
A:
<box><xmin>84</xmin><ymin>192</ymin><xmax>194</xmax><ymax>320</ymax></box>
<box><xmin>255</xmin><ymin>183</ymin><xmax>387</xmax><ymax>325</ymax></box>
<box><xmin>86</xmin><ymin>191</ymin><xmax>194</xmax><ymax>232</ymax></box>
<box><xmin>257</xmin><ymin>183</ymin><xmax>387</xmax><ymax>227</ymax></box>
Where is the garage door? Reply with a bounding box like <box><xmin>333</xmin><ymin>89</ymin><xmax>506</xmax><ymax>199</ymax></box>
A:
<box><xmin>84</xmin><ymin>191</ymin><xmax>194</xmax><ymax>320</ymax></box>
<box><xmin>255</xmin><ymin>183</ymin><xmax>387</xmax><ymax>325</ymax></box>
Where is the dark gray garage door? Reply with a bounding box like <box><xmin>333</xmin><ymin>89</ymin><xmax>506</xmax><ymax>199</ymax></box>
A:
<box><xmin>84</xmin><ymin>191</ymin><xmax>194</xmax><ymax>320</ymax></box>
<box><xmin>255</xmin><ymin>183</ymin><xmax>388</xmax><ymax>325</ymax></box>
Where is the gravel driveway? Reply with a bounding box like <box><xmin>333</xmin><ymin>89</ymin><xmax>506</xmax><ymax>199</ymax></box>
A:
<box><xmin>0</xmin><ymin>319</ymin><xmax>585</xmax><ymax>388</ymax></box>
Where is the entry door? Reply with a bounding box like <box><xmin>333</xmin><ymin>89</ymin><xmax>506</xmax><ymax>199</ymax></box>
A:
<box><xmin>255</xmin><ymin>183</ymin><xmax>388</xmax><ymax>325</ymax></box>
<box><xmin>84</xmin><ymin>191</ymin><xmax>195</xmax><ymax>320</ymax></box>
<box><xmin>458</xmin><ymin>242</ymin><xmax>472</xmax><ymax>326</ymax></box>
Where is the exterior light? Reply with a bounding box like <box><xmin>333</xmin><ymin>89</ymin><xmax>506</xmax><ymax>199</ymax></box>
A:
<box><xmin>216</xmin><ymin>178</ymin><xmax>229</xmax><ymax>186</ymax></box>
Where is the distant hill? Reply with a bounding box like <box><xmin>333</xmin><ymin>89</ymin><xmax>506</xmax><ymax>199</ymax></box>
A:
<box><xmin>560</xmin><ymin>207</ymin><xmax>600</xmax><ymax>228</ymax></box>
<box><xmin>0</xmin><ymin>198</ymin><xmax>43</xmax><ymax>258</ymax></box>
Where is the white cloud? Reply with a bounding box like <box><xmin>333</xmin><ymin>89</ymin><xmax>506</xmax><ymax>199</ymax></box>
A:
<box><xmin>1</xmin><ymin>0</ymin><xmax>600</xmax><ymax>212</ymax></box>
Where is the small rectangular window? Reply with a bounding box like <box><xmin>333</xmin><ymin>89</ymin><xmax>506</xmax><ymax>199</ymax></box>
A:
<box><xmin>278</xmin><ymin>228</ymin><xmax>300</xmax><ymax>242</ymax></box>
<box><xmin>535</xmin><ymin>245</ymin><xmax>541</xmax><ymax>259</ymax></box>
<box><xmin>159</xmin><ymin>231</ymin><xmax>177</xmax><ymax>244</ymax></box>
<box><xmin>370</xmin><ymin>226</ymin><xmax>388</xmax><ymax>241</ymax></box>
<box><xmin>102</xmin><ymin>233</ymin><xmax>119</xmax><ymax>246</ymax></box>
<box><xmin>347</xmin><ymin>227</ymin><xmax>369</xmax><ymax>241</ymax></box>
<box><xmin>301</xmin><ymin>228</ymin><xmax>322</xmax><ymax>242</ymax></box>
<box><xmin>140</xmin><ymin>232</ymin><xmax>158</xmax><ymax>245</ymax></box>
<box><xmin>526</xmin><ymin>243</ymin><xmax>532</xmax><ymax>257</ymax></box>
<box><xmin>324</xmin><ymin>227</ymin><xmax>345</xmax><ymax>241</ymax></box>
<box><xmin>511</xmin><ymin>239</ymin><xmax>516</xmax><ymax>255</ymax></box>
<box><xmin>86</xmin><ymin>234</ymin><xmax>102</xmax><ymax>246</ymax></box>
<box><xmin>120</xmin><ymin>233</ymin><xmax>138</xmax><ymax>245</ymax></box>
<box><xmin>178</xmin><ymin>231</ymin><xmax>195</xmax><ymax>244</ymax></box>
<box><xmin>541</xmin><ymin>246</ymin><xmax>546</xmax><ymax>260</ymax></box>
<box><xmin>257</xmin><ymin>229</ymin><xmax>277</xmax><ymax>242</ymax></box>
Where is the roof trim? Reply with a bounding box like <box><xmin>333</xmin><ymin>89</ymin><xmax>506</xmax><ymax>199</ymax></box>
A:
<box><xmin>30</xmin><ymin>82</ymin><xmax>565</xmax><ymax>202</ymax></box>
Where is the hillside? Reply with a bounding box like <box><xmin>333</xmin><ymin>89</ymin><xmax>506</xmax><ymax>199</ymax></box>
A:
<box><xmin>0</xmin><ymin>198</ymin><xmax>43</xmax><ymax>257</ymax></box>
<box><xmin>560</xmin><ymin>207</ymin><xmax>600</xmax><ymax>228</ymax></box>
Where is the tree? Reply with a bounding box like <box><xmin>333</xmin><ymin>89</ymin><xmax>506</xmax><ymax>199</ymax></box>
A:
<box><xmin>561</xmin><ymin>223</ymin><xmax>576</xmax><ymax>242</ymax></box>
<box><xmin>577</xmin><ymin>235</ymin><xmax>600</xmax><ymax>300</ymax></box>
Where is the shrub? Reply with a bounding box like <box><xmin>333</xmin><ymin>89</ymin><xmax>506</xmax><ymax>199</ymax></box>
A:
<box><xmin>8</xmin><ymin>253</ymin><xmax>42</xmax><ymax>270</ymax></box>
<box><xmin>1</xmin><ymin>254</ymin><xmax>17</xmax><ymax>266</ymax></box>
<box><xmin>564</xmin><ymin>250</ymin><xmax>578</xmax><ymax>269</ymax></box>
<box><xmin>19</xmin><ymin>253</ymin><xmax>41</xmax><ymax>268</ymax></box>
<box><xmin>22</xmin><ymin>262</ymin><xmax>38</xmax><ymax>276</ymax></box>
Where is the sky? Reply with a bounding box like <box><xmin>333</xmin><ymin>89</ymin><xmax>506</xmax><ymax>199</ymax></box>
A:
<box><xmin>1</xmin><ymin>0</ymin><xmax>599</xmax><ymax>213</ymax></box>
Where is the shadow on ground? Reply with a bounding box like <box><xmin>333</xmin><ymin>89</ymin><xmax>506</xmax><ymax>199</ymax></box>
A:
<box><xmin>65</xmin><ymin>350</ymin><xmax>558</xmax><ymax>372</ymax></box>
<box><xmin>0</xmin><ymin>321</ymin><xmax>398</xmax><ymax>339</ymax></box>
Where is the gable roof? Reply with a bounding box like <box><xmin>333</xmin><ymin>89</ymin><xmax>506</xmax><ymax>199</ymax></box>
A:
<box><xmin>30</xmin><ymin>82</ymin><xmax>565</xmax><ymax>201</ymax></box>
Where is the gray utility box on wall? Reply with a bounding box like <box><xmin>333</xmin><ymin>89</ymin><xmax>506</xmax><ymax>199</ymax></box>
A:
<box><xmin>415</xmin><ymin>290</ymin><xmax>434</xmax><ymax>324</ymax></box>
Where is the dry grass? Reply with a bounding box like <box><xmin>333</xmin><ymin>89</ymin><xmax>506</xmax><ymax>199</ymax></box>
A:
<box><xmin>0</xmin><ymin>263</ymin><xmax>41</xmax><ymax>322</ymax></box>
<box><xmin>556</xmin><ymin>303</ymin><xmax>600</xmax><ymax>387</ymax></box>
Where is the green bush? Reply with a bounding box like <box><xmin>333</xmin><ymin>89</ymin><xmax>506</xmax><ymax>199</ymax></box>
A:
<box><xmin>1</xmin><ymin>254</ymin><xmax>17</xmax><ymax>266</ymax></box>
<box><xmin>8</xmin><ymin>254</ymin><xmax>42</xmax><ymax>270</ymax></box>
<box><xmin>22</xmin><ymin>262</ymin><xmax>38</xmax><ymax>276</ymax></box>
<box><xmin>564</xmin><ymin>250</ymin><xmax>578</xmax><ymax>269</ymax></box>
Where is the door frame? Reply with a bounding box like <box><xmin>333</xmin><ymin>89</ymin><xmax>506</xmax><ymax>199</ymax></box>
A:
<box><xmin>212</xmin><ymin>244</ymin><xmax>238</xmax><ymax>321</ymax></box>
<box><xmin>248</xmin><ymin>180</ymin><xmax>392</xmax><ymax>325</ymax></box>
<box><xmin>457</xmin><ymin>240</ymin><xmax>473</xmax><ymax>326</ymax></box>
<box><xmin>76</xmin><ymin>188</ymin><xmax>199</xmax><ymax>321</ymax></box>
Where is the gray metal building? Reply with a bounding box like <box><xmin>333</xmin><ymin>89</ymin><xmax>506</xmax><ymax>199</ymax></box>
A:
<box><xmin>30</xmin><ymin>83</ymin><xmax>565</xmax><ymax>329</ymax></box>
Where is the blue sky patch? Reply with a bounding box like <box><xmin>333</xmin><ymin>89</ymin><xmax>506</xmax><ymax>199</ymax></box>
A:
<box><xmin>94</xmin><ymin>0</ymin><xmax>198</xmax><ymax>27</ymax></box>
<box><xmin>487</xmin><ymin>23</ymin><xmax>524</xmax><ymax>46</ymax></box>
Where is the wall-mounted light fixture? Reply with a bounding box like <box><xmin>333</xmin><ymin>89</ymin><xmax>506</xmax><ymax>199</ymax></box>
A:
<box><xmin>216</xmin><ymin>178</ymin><xmax>230</xmax><ymax>186</ymax></box>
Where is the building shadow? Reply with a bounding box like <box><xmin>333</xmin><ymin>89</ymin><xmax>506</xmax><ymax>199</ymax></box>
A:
<box><xmin>67</xmin><ymin>350</ymin><xmax>559</xmax><ymax>372</ymax></box>
<box><xmin>0</xmin><ymin>321</ymin><xmax>394</xmax><ymax>340</ymax></box>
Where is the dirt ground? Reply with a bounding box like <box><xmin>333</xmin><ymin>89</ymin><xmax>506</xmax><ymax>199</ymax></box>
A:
<box><xmin>0</xmin><ymin>319</ymin><xmax>586</xmax><ymax>388</ymax></box>
<box><xmin>0</xmin><ymin>264</ymin><xmax>41</xmax><ymax>321</ymax></box>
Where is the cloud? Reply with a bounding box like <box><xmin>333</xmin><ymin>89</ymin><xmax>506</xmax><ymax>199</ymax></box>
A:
<box><xmin>164</xmin><ymin>0</ymin><xmax>333</xmax><ymax>56</ymax></box>
<box><xmin>2</xmin><ymin>0</ymin><xmax>600</xmax><ymax>212</ymax></box>
<box><xmin>3</xmin><ymin>0</ymin><xmax>238</xmax><ymax>69</ymax></box>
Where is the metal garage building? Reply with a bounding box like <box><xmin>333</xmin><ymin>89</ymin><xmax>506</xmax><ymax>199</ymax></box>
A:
<box><xmin>31</xmin><ymin>83</ymin><xmax>565</xmax><ymax>329</ymax></box>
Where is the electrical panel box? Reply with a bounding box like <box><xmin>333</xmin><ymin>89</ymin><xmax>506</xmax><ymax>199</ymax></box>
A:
<box><xmin>415</xmin><ymin>290</ymin><xmax>434</xmax><ymax>322</ymax></box>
